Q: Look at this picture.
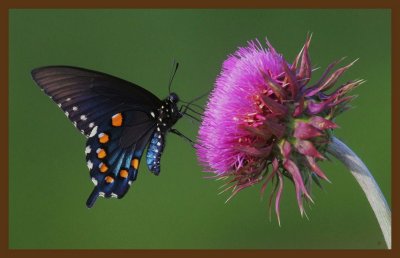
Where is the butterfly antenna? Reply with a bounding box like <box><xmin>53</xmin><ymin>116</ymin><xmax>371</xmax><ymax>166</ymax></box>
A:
<box><xmin>185</xmin><ymin>90</ymin><xmax>210</xmax><ymax>106</ymax></box>
<box><xmin>183</xmin><ymin>112</ymin><xmax>201</xmax><ymax>123</ymax></box>
<box><xmin>168</xmin><ymin>60</ymin><xmax>179</xmax><ymax>94</ymax></box>
<box><xmin>182</xmin><ymin>105</ymin><xmax>203</xmax><ymax>116</ymax></box>
<box><xmin>180</xmin><ymin>90</ymin><xmax>210</xmax><ymax>114</ymax></box>
<box><xmin>180</xmin><ymin>101</ymin><xmax>205</xmax><ymax>112</ymax></box>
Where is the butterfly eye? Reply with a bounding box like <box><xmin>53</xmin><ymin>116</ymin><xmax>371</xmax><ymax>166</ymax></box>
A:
<box><xmin>169</xmin><ymin>92</ymin><xmax>179</xmax><ymax>103</ymax></box>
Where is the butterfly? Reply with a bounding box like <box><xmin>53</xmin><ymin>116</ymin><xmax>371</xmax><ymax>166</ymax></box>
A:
<box><xmin>31</xmin><ymin>65</ymin><xmax>193</xmax><ymax>208</ymax></box>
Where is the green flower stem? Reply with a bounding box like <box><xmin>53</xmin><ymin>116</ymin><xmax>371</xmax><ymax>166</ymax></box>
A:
<box><xmin>327</xmin><ymin>137</ymin><xmax>391</xmax><ymax>249</ymax></box>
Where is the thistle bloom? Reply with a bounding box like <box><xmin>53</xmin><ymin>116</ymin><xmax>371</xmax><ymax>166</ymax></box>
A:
<box><xmin>197</xmin><ymin>36</ymin><xmax>363</xmax><ymax>223</ymax></box>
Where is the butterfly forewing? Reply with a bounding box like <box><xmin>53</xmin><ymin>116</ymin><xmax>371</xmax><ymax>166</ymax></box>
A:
<box><xmin>31</xmin><ymin>66</ymin><xmax>162</xmax><ymax>136</ymax></box>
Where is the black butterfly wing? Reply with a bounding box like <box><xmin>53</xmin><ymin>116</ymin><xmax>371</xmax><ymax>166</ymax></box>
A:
<box><xmin>85</xmin><ymin>109</ymin><xmax>156</xmax><ymax>207</ymax></box>
<box><xmin>32</xmin><ymin>66</ymin><xmax>162</xmax><ymax>207</ymax></box>
<box><xmin>31</xmin><ymin>66</ymin><xmax>162</xmax><ymax>136</ymax></box>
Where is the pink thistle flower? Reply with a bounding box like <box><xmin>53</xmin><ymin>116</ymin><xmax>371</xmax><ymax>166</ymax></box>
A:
<box><xmin>196</xmin><ymin>35</ymin><xmax>364</xmax><ymax>223</ymax></box>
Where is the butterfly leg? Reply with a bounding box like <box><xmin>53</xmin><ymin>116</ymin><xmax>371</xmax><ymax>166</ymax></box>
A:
<box><xmin>170</xmin><ymin>128</ymin><xmax>196</xmax><ymax>146</ymax></box>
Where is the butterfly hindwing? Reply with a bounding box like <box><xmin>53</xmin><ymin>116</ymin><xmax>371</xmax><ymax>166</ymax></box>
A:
<box><xmin>85</xmin><ymin>110</ymin><xmax>156</xmax><ymax>207</ymax></box>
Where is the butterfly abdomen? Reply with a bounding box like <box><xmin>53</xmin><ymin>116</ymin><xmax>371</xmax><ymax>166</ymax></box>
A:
<box><xmin>146</xmin><ymin>132</ymin><xmax>165</xmax><ymax>175</ymax></box>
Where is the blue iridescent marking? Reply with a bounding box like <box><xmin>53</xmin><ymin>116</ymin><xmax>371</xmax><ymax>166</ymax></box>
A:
<box><xmin>113</xmin><ymin>152</ymin><xmax>126</xmax><ymax>175</ymax></box>
<box><xmin>146</xmin><ymin>132</ymin><xmax>164</xmax><ymax>175</ymax></box>
<box><xmin>124</xmin><ymin>151</ymin><xmax>133</xmax><ymax>168</ymax></box>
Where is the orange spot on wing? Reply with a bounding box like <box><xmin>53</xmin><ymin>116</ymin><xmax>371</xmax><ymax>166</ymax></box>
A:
<box><xmin>97</xmin><ymin>148</ymin><xmax>106</xmax><ymax>159</ymax></box>
<box><xmin>119</xmin><ymin>169</ymin><xmax>129</xmax><ymax>178</ymax></box>
<box><xmin>99</xmin><ymin>163</ymin><xmax>108</xmax><ymax>173</ymax></box>
<box><xmin>131</xmin><ymin>158</ymin><xmax>139</xmax><ymax>169</ymax></box>
<box><xmin>105</xmin><ymin>176</ymin><xmax>114</xmax><ymax>183</ymax></box>
<box><xmin>112</xmin><ymin>113</ymin><xmax>123</xmax><ymax>127</ymax></box>
<box><xmin>98</xmin><ymin>133</ymin><xmax>109</xmax><ymax>143</ymax></box>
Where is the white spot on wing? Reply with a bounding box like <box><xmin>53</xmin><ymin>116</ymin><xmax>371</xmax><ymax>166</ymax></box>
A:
<box><xmin>89</xmin><ymin>122</ymin><xmax>94</xmax><ymax>128</ymax></box>
<box><xmin>111</xmin><ymin>193</ymin><xmax>118</xmax><ymax>198</ymax></box>
<box><xmin>91</xmin><ymin>177</ymin><xmax>98</xmax><ymax>186</ymax></box>
<box><xmin>128</xmin><ymin>181</ymin><xmax>132</xmax><ymax>185</ymax></box>
<box><xmin>89</xmin><ymin>126</ymin><xmax>98</xmax><ymax>138</ymax></box>
<box><xmin>87</xmin><ymin>160</ymin><xmax>93</xmax><ymax>170</ymax></box>
<box><xmin>150</xmin><ymin>112</ymin><xmax>155</xmax><ymax>117</ymax></box>
<box><xmin>72</xmin><ymin>106</ymin><xmax>78</xmax><ymax>111</ymax></box>
<box><xmin>99</xmin><ymin>192</ymin><xmax>105</xmax><ymax>197</ymax></box>
<box><xmin>80</xmin><ymin>115</ymin><xmax>87</xmax><ymax>121</ymax></box>
<box><xmin>65</xmin><ymin>111</ymin><xmax>69</xmax><ymax>117</ymax></box>
<box><xmin>85</xmin><ymin>146</ymin><xmax>91</xmax><ymax>154</ymax></box>
<box><xmin>66</xmin><ymin>98</ymin><xmax>71</xmax><ymax>101</ymax></box>
<box><xmin>157</xmin><ymin>142</ymin><xmax>161</xmax><ymax>146</ymax></box>
<box><xmin>58</xmin><ymin>103</ymin><xmax>62</xmax><ymax>107</ymax></box>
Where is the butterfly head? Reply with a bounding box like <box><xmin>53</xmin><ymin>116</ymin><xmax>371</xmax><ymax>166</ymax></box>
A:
<box><xmin>167</xmin><ymin>92</ymin><xmax>182</xmax><ymax>119</ymax></box>
<box><xmin>168</xmin><ymin>92</ymin><xmax>180</xmax><ymax>103</ymax></box>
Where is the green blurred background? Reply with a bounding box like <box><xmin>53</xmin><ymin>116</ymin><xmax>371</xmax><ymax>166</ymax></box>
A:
<box><xmin>9</xmin><ymin>9</ymin><xmax>391</xmax><ymax>249</ymax></box>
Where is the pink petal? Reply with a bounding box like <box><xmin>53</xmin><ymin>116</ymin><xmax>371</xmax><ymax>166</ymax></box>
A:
<box><xmin>292</xmin><ymin>96</ymin><xmax>305</xmax><ymax>117</ymax></box>
<box><xmin>260</xmin><ymin>158</ymin><xmax>279</xmax><ymax>197</ymax></box>
<box><xmin>263</xmin><ymin>119</ymin><xmax>286</xmax><ymax>138</ymax></box>
<box><xmin>259</xmin><ymin>69</ymin><xmax>287</xmax><ymax>100</ymax></box>
<box><xmin>261</xmin><ymin>95</ymin><xmax>288</xmax><ymax>115</ymax></box>
<box><xmin>309</xmin><ymin>116</ymin><xmax>338</xmax><ymax>130</ymax></box>
<box><xmin>307</xmin><ymin>99</ymin><xmax>330</xmax><ymax>114</ymax></box>
<box><xmin>305</xmin><ymin>59</ymin><xmax>358</xmax><ymax>97</ymax></box>
<box><xmin>282</xmin><ymin>61</ymin><xmax>299</xmax><ymax>99</ymax></box>
<box><xmin>283</xmin><ymin>159</ymin><xmax>312</xmax><ymax>215</ymax></box>
<box><xmin>275</xmin><ymin>172</ymin><xmax>284</xmax><ymax>226</ymax></box>
<box><xmin>280</xmin><ymin>140</ymin><xmax>291</xmax><ymax>159</ymax></box>
<box><xmin>298</xmin><ymin>34</ymin><xmax>312</xmax><ymax>86</ymax></box>
<box><xmin>306</xmin><ymin>156</ymin><xmax>330</xmax><ymax>182</ymax></box>
<box><xmin>294</xmin><ymin>121</ymin><xmax>322</xmax><ymax>139</ymax></box>
<box><xmin>294</xmin><ymin>139</ymin><xmax>325</xmax><ymax>159</ymax></box>
<box><xmin>239</xmin><ymin>124</ymin><xmax>273</xmax><ymax>140</ymax></box>
<box><xmin>306</xmin><ymin>57</ymin><xmax>345</xmax><ymax>95</ymax></box>
<box><xmin>234</xmin><ymin>145</ymin><xmax>273</xmax><ymax>158</ymax></box>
